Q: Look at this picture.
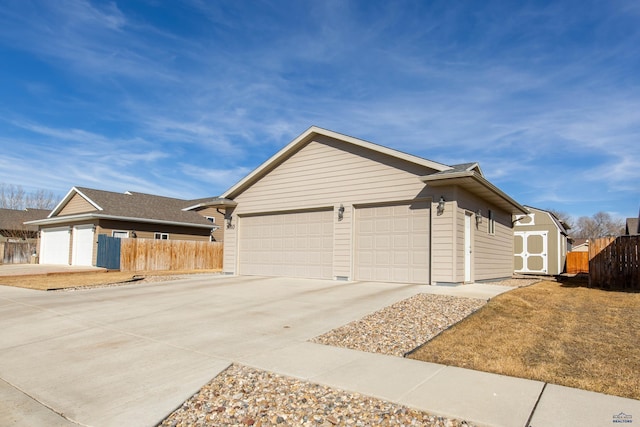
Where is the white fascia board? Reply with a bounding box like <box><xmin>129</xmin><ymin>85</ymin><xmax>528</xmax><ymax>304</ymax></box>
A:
<box><xmin>221</xmin><ymin>126</ymin><xmax>451</xmax><ymax>199</ymax></box>
<box><xmin>182</xmin><ymin>199</ymin><xmax>238</xmax><ymax>211</ymax></box>
<box><xmin>48</xmin><ymin>187</ymin><xmax>103</xmax><ymax>218</ymax></box>
<box><xmin>26</xmin><ymin>213</ymin><xmax>213</xmax><ymax>229</ymax></box>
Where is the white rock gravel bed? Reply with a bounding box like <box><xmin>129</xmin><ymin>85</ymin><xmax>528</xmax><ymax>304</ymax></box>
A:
<box><xmin>160</xmin><ymin>364</ymin><xmax>476</xmax><ymax>427</ymax></box>
<box><xmin>311</xmin><ymin>294</ymin><xmax>486</xmax><ymax>357</ymax></box>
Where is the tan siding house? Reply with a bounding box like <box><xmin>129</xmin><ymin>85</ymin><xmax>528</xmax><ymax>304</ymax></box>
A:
<box><xmin>220</xmin><ymin>126</ymin><xmax>527</xmax><ymax>285</ymax></box>
<box><xmin>26</xmin><ymin>187</ymin><xmax>224</xmax><ymax>267</ymax></box>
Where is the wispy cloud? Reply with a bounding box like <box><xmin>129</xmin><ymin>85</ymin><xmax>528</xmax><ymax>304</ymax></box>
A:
<box><xmin>0</xmin><ymin>1</ymin><xmax>638</xmax><ymax>218</ymax></box>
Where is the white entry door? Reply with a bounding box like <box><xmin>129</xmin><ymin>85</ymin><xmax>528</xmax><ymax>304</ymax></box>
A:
<box><xmin>72</xmin><ymin>225</ymin><xmax>95</xmax><ymax>266</ymax></box>
<box><xmin>514</xmin><ymin>231</ymin><xmax>548</xmax><ymax>274</ymax></box>
<box><xmin>465</xmin><ymin>213</ymin><xmax>472</xmax><ymax>282</ymax></box>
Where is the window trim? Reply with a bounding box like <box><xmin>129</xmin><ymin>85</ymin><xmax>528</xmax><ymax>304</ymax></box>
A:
<box><xmin>204</xmin><ymin>216</ymin><xmax>216</xmax><ymax>224</ymax></box>
<box><xmin>112</xmin><ymin>230</ymin><xmax>129</xmax><ymax>238</ymax></box>
<box><xmin>154</xmin><ymin>232</ymin><xmax>169</xmax><ymax>240</ymax></box>
<box><xmin>488</xmin><ymin>210</ymin><xmax>496</xmax><ymax>235</ymax></box>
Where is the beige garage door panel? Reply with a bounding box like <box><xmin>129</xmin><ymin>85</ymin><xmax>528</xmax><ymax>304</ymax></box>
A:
<box><xmin>239</xmin><ymin>210</ymin><xmax>333</xmax><ymax>279</ymax></box>
<box><xmin>355</xmin><ymin>202</ymin><xmax>430</xmax><ymax>284</ymax></box>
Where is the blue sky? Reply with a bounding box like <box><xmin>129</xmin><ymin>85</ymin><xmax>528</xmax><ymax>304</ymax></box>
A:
<box><xmin>1</xmin><ymin>0</ymin><xmax>638</xmax><ymax>221</ymax></box>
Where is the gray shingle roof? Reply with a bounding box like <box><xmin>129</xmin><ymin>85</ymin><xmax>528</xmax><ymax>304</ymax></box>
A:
<box><xmin>0</xmin><ymin>208</ymin><xmax>50</xmax><ymax>231</ymax></box>
<box><xmin>67</xmin><ymin>187</ymin><xmax>213</xmax><ymax>226</ymax></box>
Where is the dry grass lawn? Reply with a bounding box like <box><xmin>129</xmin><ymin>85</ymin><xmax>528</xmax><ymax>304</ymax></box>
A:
<box><xmin>408</xmin><ymin>278</ymin><xmax>640</xmax><ymax>400</ymax></box>
<box><xmin>0</xmin><ymin>269</ymin><xmax>221</xmax><ymax>291</ymax></box>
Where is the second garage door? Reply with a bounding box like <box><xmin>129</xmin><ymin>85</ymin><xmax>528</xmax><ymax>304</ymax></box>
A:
<box><xmin>239</xmin><ymin>209</ymin><xmax>333</xmax><ymax>279</ymax></box>
<box><xmin>355</xmin><ymin>202</ymin><xmax>430</xmax><ymax>284</ymax></box>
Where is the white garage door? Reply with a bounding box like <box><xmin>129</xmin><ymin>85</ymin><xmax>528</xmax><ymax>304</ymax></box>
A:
<box><xmin>40</xmin><ymin>227</ymin><xmax>71</xmax><ymax>265</ymax></box>
<box><xmin>239</xmin><ymin>210</ymin><xmax>333</xmax><ymax>279</ymax></box>
<box><xmin>355</xmin><ymin>202</ymin><xmax>430</xmax><ymax>284</ymax></box>
<box><xmin>72</xmin><ymin>225</ymin><xmax>95</xmax><ymax>266</ymax></box>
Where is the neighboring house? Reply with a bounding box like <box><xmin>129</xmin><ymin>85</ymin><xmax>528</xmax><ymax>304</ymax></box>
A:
<box><xmin>570</xmin><ymin>238</ymin><xmax>589</xmax><ymax>253</ymax></box>
<box><xmin>625</xmin><ymin>217</ymin><xmax>639</xmax><ymax>236</ymax></box>
<box><xmin>218</xmin><ymin>126</ymin><xmax>528</xmax><ymax>285</ymax></box>
<box><xmin>25</xmin><ymin>187</ymin><xmax>225</xmax><ymax>266</ymax></box>
<box><xmin>513</xmin><ymin>206</ymin><xmax>570</xmax><ymax>275</ymax></box>
<box><xmin>0</xmin><ymin>208</ymin><xmax>50</xmax><ymax>243</ymax></box>
<box><xmin>0</xmin><ymin>208</ymin><xmax>50</xmax><ymax>263</ymax></box>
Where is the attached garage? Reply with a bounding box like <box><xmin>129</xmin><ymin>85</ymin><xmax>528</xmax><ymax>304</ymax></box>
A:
<box><xmin>238</xmin><ymin>210</ymin><xmax>333</xmax><ymax>279</ymax></box>
<box><xmin>40</xmin><ymin>227</ymin><xmax>71</xmax><ymax>265</ymax></box>
<box><xmin>220</xmin><ymin>126</ymin><xmax>528</xmax><ymax>285</ymax></box>
<box><xmin>354</xmin><ymin>202</ymin><xmax>430</xmax><ymax>284</ymax></box>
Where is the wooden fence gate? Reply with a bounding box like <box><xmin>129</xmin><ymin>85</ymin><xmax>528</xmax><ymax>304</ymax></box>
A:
<box><xmin>589</xmin><ymin>236</ymin><xmax>639</xmax><ymax>290</ymax></box>
<box><xmin>566</xmin><ymin>251</ymin><xmax>589</xmax><ymax>274</ymax></box>
<box><xmin>96</xmin><ymin>235</ymin><xmax>121</xmax><ymax>270</ymax></box>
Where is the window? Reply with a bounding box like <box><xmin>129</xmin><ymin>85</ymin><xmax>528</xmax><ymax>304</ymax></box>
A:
<box><xmin>205</xmin><ymin>216</ymin><xmax>216</xmax><ymax>224</ymax></box>
<box><xmin>488</xmin><ymin>210</ymin><xmax>495</xmax><ymax>235</ymax></box>
<box><xmin>154</xmin><ymin>232</ymin><xmax>169</xmax><ymax>240</ymax></box>
<box><xmin>112</xmin><ymin>230</ymin><xmax>129</xmax><ymax>238</ymax></box>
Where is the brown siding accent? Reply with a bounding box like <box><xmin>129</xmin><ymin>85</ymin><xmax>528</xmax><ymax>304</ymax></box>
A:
<box><xmin>192</xmin><ymin>207</ymin><xmax>225</xmax><ymax>242</ymax></box>
<box><xmin>59</xmin><ymin>193</ymin><xmax>98</xmax><ymax>216</ymax></box>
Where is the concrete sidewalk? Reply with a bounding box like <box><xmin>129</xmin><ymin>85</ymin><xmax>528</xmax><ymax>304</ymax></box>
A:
<box><xmin>0</xmin><ymin>275</ymin><xmax>638</xmax><ymax>427</ymax></box>
<box><xmin>240</xmin><ymin>341</ymin><xmax>640</xmax><ymax>427</ymax></box>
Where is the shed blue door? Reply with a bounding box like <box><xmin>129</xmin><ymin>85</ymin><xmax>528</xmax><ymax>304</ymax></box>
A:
<box><xmin>96</xmin><ymin>235</ymin><xmax>121</xmax><ymax>270</ymax></box>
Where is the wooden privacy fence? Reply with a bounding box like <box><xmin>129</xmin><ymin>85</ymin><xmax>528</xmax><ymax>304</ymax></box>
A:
<box><xmin>1</xmin><ymin>242</ymin><xmax>35</xmax><ymax>264</ymax></box>
<box><xmin>120</xmin><ymin>238</ymin><xmax>223</xmax><ymax>272</ymax></box>
<box><xmin>566</xmin><ymin>251</ymin><xmax>589</xmax><ymax>274</ymax></box>
<box><xmin>589</xmin><ymin>236</ymin><xmax>639</xmax><ymax>290</ymax></box>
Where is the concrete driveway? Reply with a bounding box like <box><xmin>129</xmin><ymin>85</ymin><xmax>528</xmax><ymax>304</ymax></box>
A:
<box><xmin>0</xmin><ymin>275</ymin><xmax>434</xmax><ymax>427</ymax></box>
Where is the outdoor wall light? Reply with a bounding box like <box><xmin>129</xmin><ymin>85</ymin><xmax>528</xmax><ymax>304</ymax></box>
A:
<box><xmin>476</xmin><ymin>209</ymin><xmax>483</xmax><ymax>226</ymax></box>
<box><xmin>338</xmin><ymin>204</ymin><xmax>345</xmax><ymax>221</ymax></box>
<box><xmin>437</xmin><ymin>196</ymin><xmax>445</xmax><ymax>215</ymax></box>
<box><xmin>131</xmin><ymin>230</ymin><xmax>137</xmax><ymax>238</ymax></box>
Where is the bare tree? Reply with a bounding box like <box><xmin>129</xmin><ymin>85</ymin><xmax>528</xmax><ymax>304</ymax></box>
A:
<box><xmin>572</xmin><ymin>212</ymin><xmax>625</xmax><ymax>239</ymax></box>
<box><xmin>25</xmin><ymin>189</ymin><xmax>58</xmax><ymax>209</ymax></box>
<box><xmin>0</xmin><ymin>184</ymin><xmax>26</xmax><ymax>210</ymax></box>
<box><xmin>0</xmin><ymin>184</ymin><xmax>58</xmax><ymax>210</ymax></box>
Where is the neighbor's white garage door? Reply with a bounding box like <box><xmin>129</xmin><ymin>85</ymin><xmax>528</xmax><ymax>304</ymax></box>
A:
<box><xmin>72</xmin><ymin>225</ymin><xmax>95</xmax><ymax>266</ymax></box>
<box><xmin>40</xmin><ymin>227</ymin><xmax>71</xmax><ymax>265</ymax></box>
<box><xmin>355</xmin><ymin>202</ymin><xmax>430</xmax><ymax>284</ymax></box>
<box><xmin>239</xmin><ymin>210</ymin><xmax>333</xmax><ymax>279</ymax></box>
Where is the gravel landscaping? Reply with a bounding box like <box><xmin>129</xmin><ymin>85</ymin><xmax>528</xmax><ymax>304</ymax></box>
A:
<box><xmin>161</xmin><ymin>364</ymin><xmax>476</xmax><ymax>427</ymax></box>
<box><xmin>311</xmin><ymin>294</ymin><xmax>486</xmax><ymax>356</ymax></box>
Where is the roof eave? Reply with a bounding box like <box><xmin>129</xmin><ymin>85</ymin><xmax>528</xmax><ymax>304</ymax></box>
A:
<box><xmin>421</xmin><ymin>171</ymin><xmax>528</xmax><ymax>215</ymax></box>
<box><xmin>25</xmin><ymin>213</ymin><xmax>214</xmax><ymax>229</ymax></box>
<box><xmin>182</xmin><ymin>198</ymin><xmax>238</xmax><ymax>211</ymax></box>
